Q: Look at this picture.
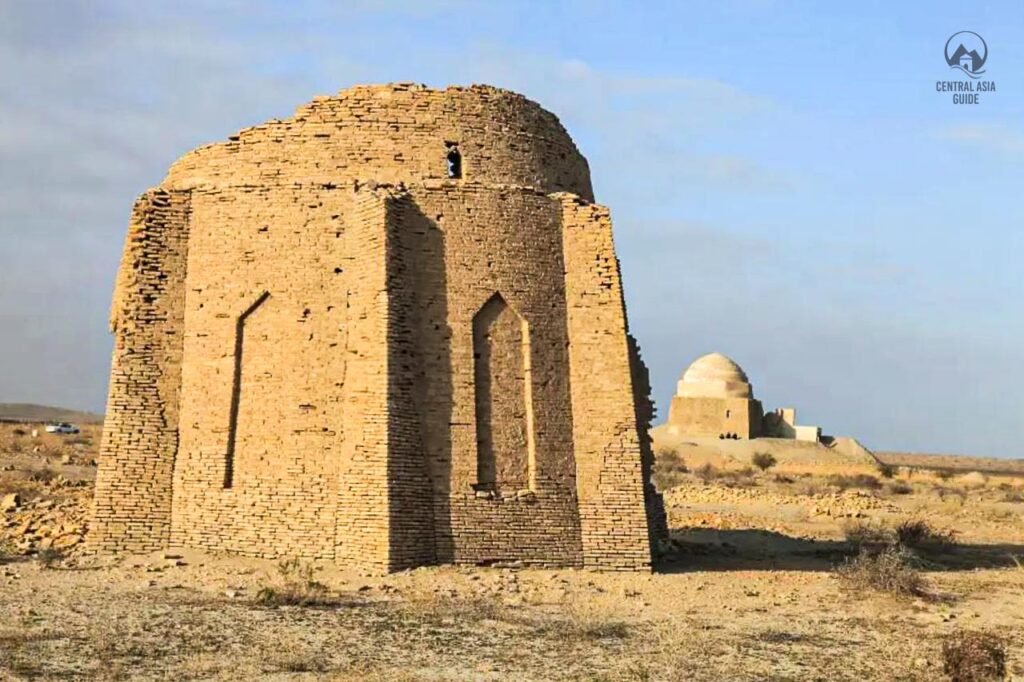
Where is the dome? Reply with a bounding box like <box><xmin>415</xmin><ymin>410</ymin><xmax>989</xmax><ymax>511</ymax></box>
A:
<box><xmin>162</xmin><ymin>83</ymin><xmax>594</xmax><ymax>200</ymax></box>
<box><xmin>676</xmin><ymin>352</ymin><xmax>753</xmax><ymax>399</ymax></box>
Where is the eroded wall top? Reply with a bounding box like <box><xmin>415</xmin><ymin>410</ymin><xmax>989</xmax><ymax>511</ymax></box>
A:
<box><xmin>163</xmin><ymin>83</ymin><xmax>594</xmax><ymax>201</ymax></box>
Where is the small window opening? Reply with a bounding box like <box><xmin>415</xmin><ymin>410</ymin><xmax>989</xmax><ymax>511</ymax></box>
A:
<box><xmin>445</xmin><ymin>142</ymin><xmax>462</xmax><ymax>179</ymax></box>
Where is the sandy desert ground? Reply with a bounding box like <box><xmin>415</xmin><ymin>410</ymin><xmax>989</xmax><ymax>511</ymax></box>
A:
<box><xmin>2</xmin><ymin>422</ymin><xmax>1023</xmax><ymax>681</ymax></box>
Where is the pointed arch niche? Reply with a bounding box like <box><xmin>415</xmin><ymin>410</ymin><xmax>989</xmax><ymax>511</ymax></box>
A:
<box><xmin>472</xmin><ymin>293</ymin><xmax>535</xmax><ymax>492</ymax></box>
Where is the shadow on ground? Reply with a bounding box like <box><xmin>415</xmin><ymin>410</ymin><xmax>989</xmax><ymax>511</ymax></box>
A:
<box><xmin>656</xmin><ymin>527</ymin><xmax>1024</xmax><ymax>573</ymax></box>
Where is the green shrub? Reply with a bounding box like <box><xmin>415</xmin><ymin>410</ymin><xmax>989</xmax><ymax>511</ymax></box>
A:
<box><xmin>876</xmin><ymin>463</ymin><xmax>896</xmax><ymax>478</ymax></box>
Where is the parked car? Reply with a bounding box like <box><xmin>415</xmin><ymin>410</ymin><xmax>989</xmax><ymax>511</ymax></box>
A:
<box><xmin>45</xmin><ymin>422</ymin><xmax>80</xmax><ymax>434</ymax></box>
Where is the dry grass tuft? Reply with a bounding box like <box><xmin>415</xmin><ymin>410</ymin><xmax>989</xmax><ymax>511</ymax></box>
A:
<box><xmin>941</xmin><ymin>630</ymin><xmax>1007</xmax><ymax>682</ymax></box>
<box><xmin>563</xmin><ymin>596</ymin><xmax>632</xmax><ymax>642</ymax></box>
<box><xmin>835</xmin><ymin>545</ymin><xmax>928</xmax><ymax>598</ymax></box>
<box><xmin>254</xmin><ymin>558</ymin><xmax>335</xmax><ymax>607</ymax></box>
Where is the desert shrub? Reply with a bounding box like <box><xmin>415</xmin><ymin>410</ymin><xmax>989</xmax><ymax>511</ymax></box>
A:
<box><xmin>835</xmin><ymin>545</ymin><xmax>927</xmax><ymax>597</ymax></box>
<box><xmin>36</xmin><ymin>547</ymin><xmax>65</xmax><ymax>569</ymax></box>
<box><xmin>1002</xmin><ymin>489</ymin><xmax>1023</xmax><ymax>503</ymax></box>
<box><xmin>887</xmin><ymin>481</ymin><xmax>913</xmax><ymax>495</ymax></box>
<box><xmin>694</xmin><ymin>463</ymin><xmax>719</xmax><ymax>484</ymax></box>
<box><xmin>842</xmin><ymin>520</ymin><xmax>893</xmax><ymax>549</ymax></box>
<box><xmin>652</xmin><ymin>446</ymin><xmax>688</xmax><ymax>491</ymax></box>
<box><xmin>12</xmin><ymin>428</ymin><xmax>26</xmax><ymax>436</ymax></box>
<box><xmin>773</xmin><ymin>473</ymin><xmax>795</xmax><ymax>484</ymax></box>
<box><xmin>751</xmin><ymin>452</ymin><xmax>777</xmax><ymax>472</ymax></box>
<box><xmin>942</xmin><ymin>630</ymin><xmax>1007</xmax><ymax>682</ymax></box>
<box><xmin>936</xmin><ymin>486</ymin><xmax>967</xmax><ymax>504</ymax></box>
<box><xmin>827</xmin><ymin>473</ymin><xmax>881</xmax><ymax>491</ymax></box>
<box><xmin>719</xmin><ymin>467</ymin><xmax>757</xmax><ymax>488</ymax></box>
<box><xmin>895</xmin><ymin>519</ymin><xmax>956</xmax><ymax>549</ymax></box>
<box><xmin>876</xmin><ymin>463</ymin><xmax>896</xmax><ymax>479</ymax></box>
<box><xmin>29</xmin><ymin>467</ymin><xmax>56</xmax><ymax>483</ymax></box>
<box><xmin>255</xmin><ymin>558</ymin><xmax>332</xmax><ymax>607</ymax></box>
<box><xmin>935</xmin><ymin>469</ymin><xmax>954</xmax><ymax>481</ymax></box>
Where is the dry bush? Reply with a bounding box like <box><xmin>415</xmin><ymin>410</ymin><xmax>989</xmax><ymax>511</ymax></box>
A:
<box><xmin>835</xmin><ymin>545</ymin><xmax>927</xmax><ymax>598</ymax></box>
<box><xmin>694</xmin><ymin>463</ymin><xmax>719</xmax><ymax>484</ymax></box>
<box><xmin>842</xmin><ymin>520</ymin><xmax>893</xmax><ymax>549</ymax></box>
<box><xmin>751</xmin><ymin>452</ymin><xmax>777</xmax><ymax>472</ymax></box>
<box><xmin>653</xmin><ymin>446</ymin><xmax>688</xmax><ymax>491</ymax></box>
<box><xmin>255</xmin><ymin>558</ymin><xmax>333</xmax><ymax>607</ymax></box>
<box><xmin>876</xmin><ymin>463</ymin><xmax>896</xmax><ymax>479</ymax></box>
<box><xmin>1002</xmin><ymin>489</ymin><xmax>1023</xmax><ymax>503</ymax></box>
<box><xmin>936</xmin><ymin>485</ymin><xmax>967</xmax><ymax>504</ymax></box>
<box><xmin>36</xmin><ymin>547</ymin><xmax>65</xmax><ymax>569</ymax></box>
<box><xmin>895</xmin><ymin>519</ymin><xmax>956</xmax><ymax>549</ymax></box>
<box><xmin>941</xmin><ymin>630</ymin><xmax>1007</xmax><ymax>682</ymax></box>
<box><xmin>886</xmin><ymin>481</ymin><xmax>913</xmax><ymax>495</ymax></box>
<box><xmin>29</xmin><ymin>466</ymin><xmax>56</xmax><ymax>483</ymax></box>
<box><xmin>827</xmin><ymin>473</ymin><xmax>882</xmax><ymax>491</ymax></box>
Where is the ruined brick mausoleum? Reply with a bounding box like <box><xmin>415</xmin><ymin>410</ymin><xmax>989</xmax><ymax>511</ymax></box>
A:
<box><xmin>92</xmin><ymin>83</ymin><xmax>662</xmax><ymax>571</ymax></box>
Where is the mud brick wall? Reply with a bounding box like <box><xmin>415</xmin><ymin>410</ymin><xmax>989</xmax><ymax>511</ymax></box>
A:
<box><xmin>667</xmin><ymin>395</ymin><xmax>763</xmax><ymax>440</ymax></box>
<box><xmin>170</xmin><ymin>185</ymin><xmax>352</xmax><ymax>559</ymax></box>
<box><xmin>91</xmin><ymin>189</ymin><xmax>191</xmax><ymax>553</ymax></box>
<box><xmin>92</xmin><ymin>83</ymin><xmax>656</xmax><ymax>570</ymax></box>
<box><xmin>395</xmin><ymin>185</ymin><xmax>584</xmax><ymax>567</ymax></box>
<box><xmin>162</xmin><ymin>83</ymin><xmax>594</xmax><ymax>202</ymax></box>
<box><xmin>559</xmin><ymin>195</ymin><xmax>653</xmax><ymax>570</ymax></box>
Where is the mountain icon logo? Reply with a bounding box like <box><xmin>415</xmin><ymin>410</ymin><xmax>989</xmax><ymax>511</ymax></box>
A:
<box><xmin>945</xmin><ymin>31</ymin><xmax>987</xmax><ymax>78</ymax></box>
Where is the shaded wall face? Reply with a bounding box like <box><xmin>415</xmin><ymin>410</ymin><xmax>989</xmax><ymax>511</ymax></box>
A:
<box><xmin>398</xmin><ymin>186</ymin><xmax>583</xmax><ymax>566</ymax></box>
<box><xmin>171</xmin><ymin>186</ymin><xmax>352</xmax><ymax>558</ymax></box>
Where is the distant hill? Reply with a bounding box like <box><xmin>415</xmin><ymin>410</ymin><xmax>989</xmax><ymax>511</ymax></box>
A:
<box><xmin>0</xmin><ymin>403</ymin><xmax>103</xmax><ymax>424</ymax></box>
<box><xmin>875</xmin><ymin>451</ymin><xmax>1024</xmax><ymax>477</ymax></box>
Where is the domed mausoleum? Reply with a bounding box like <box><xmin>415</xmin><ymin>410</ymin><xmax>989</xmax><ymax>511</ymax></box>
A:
<box><xmin>91</xmin><ymin>83</ymin><xmax>662</xmax><ymax>571</ymax></box>
<box><xmin>667</xmin><ymin>353</ymin><xmax>764</xmax><ymax>439</ymax></box>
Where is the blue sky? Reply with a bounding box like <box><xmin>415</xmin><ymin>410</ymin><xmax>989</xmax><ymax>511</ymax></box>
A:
<box><xmin>1</xmin><ymin>1</ymin><xmax>1022</xmax><ymax>456</ymax></box>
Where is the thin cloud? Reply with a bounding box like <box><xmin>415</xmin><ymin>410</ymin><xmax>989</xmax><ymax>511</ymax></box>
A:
<box><xmin>938</xmin><ymin>124</ymin><xmax>1024</xmax><ymax>154</ymax></box>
